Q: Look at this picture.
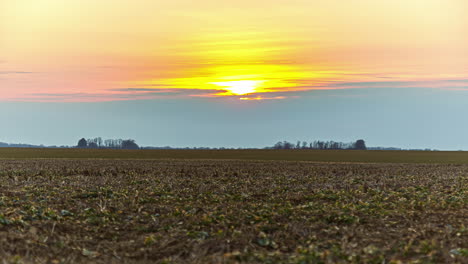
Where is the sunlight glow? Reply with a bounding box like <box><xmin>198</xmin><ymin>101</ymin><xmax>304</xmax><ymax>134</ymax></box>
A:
<box><xmin>239</xmin><ymin>96</ymin><xmax>286</xmax><ymax>101</ymax></box>
<box><xmin>211</xmin><ymin>80</ymin><xmax>264</xmax><ymax>95</ymax></box>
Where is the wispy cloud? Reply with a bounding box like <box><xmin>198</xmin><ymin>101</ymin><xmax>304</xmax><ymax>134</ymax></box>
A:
<box><xmin>443</xmin><ymin>79</ymin><xmax>468</xmax><ymax>83</ymax></box>
<box><xmin>239</xmin><ymin>96</ymin><xmax>287</xmax><ymax>101</ymax></box>
<box><xmin>7</xmin><ymin>78</ymin><xmax>468</xmax><ymax>102</ymax></box>
<box><xmin>19</xmin><ymin>88</ymin><xmax>223</xmax><ymax>102</ymax></box>
<box><xmin>330</xmin><ymin>79</ymin><xmax>468</xmax><ymax>90</ymax></box>
<box><xmin>110</xmin><ymin>88</ymin><xmax>162</xmax><ymax>92</ymax></box>
<box><xmin>0</xmin><ymin>71</ymin><xmax>35</xmax><ymax>75</ymax></box>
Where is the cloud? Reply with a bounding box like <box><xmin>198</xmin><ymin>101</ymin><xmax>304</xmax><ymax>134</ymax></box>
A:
<box><xmin>8</xmin><ymin>78</ymin><xmax>468</xmax><ymax>103</ymax></box>
<box><xmin>331</xmin><ymin>81</ymin><xmax>416</xmax><ymax>88</ymax></box>
<box><xmin>239</xmin><ymin>96</ymin><xmax>287</xmax><ymax>101</ymax></box>
<box><xmin>329</xmin><ymin>79</ymin><xmax>468</xmax><ymax>90</ymax></box>
<box><xmin>0</xmin><ymin>71</ymin><xmax>35</xmax><ymax>74</ymax></box>
<box><xmin>109</xmin><ymin>88</ymin><xmax>222</xmax><ymax>96</ymax></box>
<box><xmin>110</xmin><ymin>88</ymin><xmax>161</xmax><ymax>92</ymax></box>
<box><xmin>444</xmin><ymin>79</ymin><xmax>468</xmax><ymax>83</ymax></box>
<box><xmin>20</xmin><ymin>88</ymin><xmax>223</xmax><ymax>102</ymax></box>
<box><xmin>0</xmin><ymin>71</ymin><xmax>35</xmax><ymax>80</ymax></box>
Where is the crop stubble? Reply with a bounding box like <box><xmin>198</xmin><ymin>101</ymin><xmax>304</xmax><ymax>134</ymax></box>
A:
<box><xmin>0</xmin><ymin>159</ymin><xmax>466</xmax><ymax>263</ymax></box>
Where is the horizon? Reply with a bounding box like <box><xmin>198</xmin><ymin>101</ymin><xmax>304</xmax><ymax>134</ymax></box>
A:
<box><xmin>0</xmin><ymin>134</ymin><xmax>456</xmax><ymax>151</ymax></box>
<box><xmin>2</xmin><ymin>0</ymin><xmax>468</xmax><ymax>150</ymax></box>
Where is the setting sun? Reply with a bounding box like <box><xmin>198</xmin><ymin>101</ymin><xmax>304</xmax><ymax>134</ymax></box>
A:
<box><xmin>211</xmin><ymin>80</ymin><xmax>264</xmax><ymax>95</ymax></box>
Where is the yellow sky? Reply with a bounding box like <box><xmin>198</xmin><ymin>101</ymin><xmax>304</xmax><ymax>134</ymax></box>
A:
<box><xmin>1</xmin><ymin>0</ymin><xmax>467</xmax><ymax>101</ymax></box>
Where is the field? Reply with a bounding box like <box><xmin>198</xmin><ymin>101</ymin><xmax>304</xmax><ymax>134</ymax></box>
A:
<box><xmin>0</xmin><ymin>150</ymin><xmax>467</xmax><ymax>263</ymax></box>
<box><xmin>3</xmin><ymin>148</ymin><xmax>468</xmax><ymax>164</ymax></box>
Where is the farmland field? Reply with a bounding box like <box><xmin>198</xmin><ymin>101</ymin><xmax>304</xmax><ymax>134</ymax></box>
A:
<box><xmin>3</xmin><ymin>148</ymin><xmax>468</xmax><ymax>164</ymax></box>
<box><xmin>0</xmin><ymin>156</ymin><xmax>466</xmax><ymax>263</ymax></box>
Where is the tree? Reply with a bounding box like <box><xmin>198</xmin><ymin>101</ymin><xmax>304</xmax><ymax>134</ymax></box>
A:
<box><xmin>296</xmin><ymin>141</ymin><xmax>301</xmax><ymax>149</ymax></box>
<box><xmin>122</xmin><ymin>139</ymin><xmax>139</xmax><ymax>150</ymax></box>
<box><xmin>355</xmin><ymin>139</ymin><xmax>367</xmax><ymax>150</ymax></box>
<box><xmin>317</xmin><ymin>141</ymin><xmax>325</xmax><ymax>149</ymax></box>
<box><xmin>273</xmin><ymin>141</ymin><xmax>284</xmax><ymax>149</ymax></box>
<box><xmin>283</xmin><ymin>141</ymin><xmax>294</xmax><ymax>149</ymax></box>
<box><xmin>104</xmin><ymin>139</ymin><xmax>112</xmax><ymax>148</ymax></box>
<box><xmin>88</xmin><ymin>142</ymin><xmax>98</xmax><ymax>149</ymax></box>
<box><xmin>77</xmin><ymin>138</ymin><xmax>87</xmax><ymax>148</ymax></box>
<box><xmin>96</xmin><ymin>137</ymin><xmax>102</xmax><ymax>148</ymax></box>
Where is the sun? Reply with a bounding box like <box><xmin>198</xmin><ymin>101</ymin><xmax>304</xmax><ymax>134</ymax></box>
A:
<box><xmin>211</xmin><ymin>80</ymin><xmax>264</xmax><ymax>95</ymax></box>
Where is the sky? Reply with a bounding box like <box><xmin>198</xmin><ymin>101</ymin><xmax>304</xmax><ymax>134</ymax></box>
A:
<box><xmin>1</xmin><ymin>0</ymin><xmax>468</xmax><ymax>149</ymax></box>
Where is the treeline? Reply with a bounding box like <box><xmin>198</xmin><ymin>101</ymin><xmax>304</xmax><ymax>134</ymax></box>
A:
<box><xmin>270</xmin><ymin>139</ymin><xmax>367</xmax><ymax>150</ymax></box>
<box><xmin>0</xmin><ymin>142</ymin><xmax>68</xmax><ymax>148</ymax></box>
<box><xmin>0</xmin><ymin>138</ymin><xmax>438</xmax><ymax>151</ymax></box>
<box><xmin>77</xmin><ymin>138</ymin><xmax>139</xmax><ymax>150</ymax></box>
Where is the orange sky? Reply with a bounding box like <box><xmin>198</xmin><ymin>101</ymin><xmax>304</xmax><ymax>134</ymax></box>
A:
<box><xmin>1</xmin><ymin>0</ymin><xmax>467</xmax><ymax>101</ymax></box>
